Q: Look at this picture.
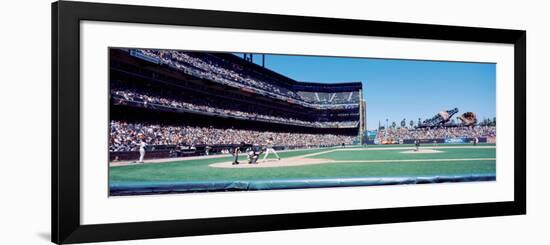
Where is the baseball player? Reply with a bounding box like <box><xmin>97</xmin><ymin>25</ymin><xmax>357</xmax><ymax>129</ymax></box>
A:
<box><xmin>232</xmin><ymin>141</ymin><xmax>246</xmax><ymax>165</ymax></box>
<box><xmin>138</xmin><ymin>140</ymin><xmax>147</xmax><ymax>163</ymax></box>
<box><xmin>246</xmin><ymin>144</ymin><xmax>264</xmax><ymax>164</ymax></box>
<box><xmin>262</xmin><ymin>137</ymin><xmax>281</xmax><ymax>162</ymax></box>
<box><xmin>414</xmin><ymin>139</ymin><xmax>420</xmax><ymax>152</ymax></box>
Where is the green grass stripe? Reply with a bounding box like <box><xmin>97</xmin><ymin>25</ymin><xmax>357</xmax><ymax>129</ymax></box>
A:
<box><xmin>109</xmin><ymin>144</ymin><xmax>496</xmax><ymax>183</ymax></box>
<box><xmin>312</xmin><ymin>148</ymin><xmax>495</xmax><ymax>161</ymax></box>
<box><xmin>110</xmin><ymin>160</ymin><xmax>495</xmax><ymax>182</ymax></box>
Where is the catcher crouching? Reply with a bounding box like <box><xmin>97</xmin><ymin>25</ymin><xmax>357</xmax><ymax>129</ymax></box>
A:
<box><xmin>246</xmin><ymin>144</ymin><xmax>265</xmax><ymax>164</ymax></box>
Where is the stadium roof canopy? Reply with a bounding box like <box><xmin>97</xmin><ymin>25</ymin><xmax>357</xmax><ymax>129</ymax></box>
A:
<box><xmin>293</xmin><ymin>81</ymin><xmax>362</xmax><ymax>93</ymax></box>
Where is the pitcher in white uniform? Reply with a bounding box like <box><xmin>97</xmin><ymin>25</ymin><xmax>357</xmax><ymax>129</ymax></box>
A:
<box><xmin>262</xmin><ymin>137</ymin><xmax>280</xmax><ymax>162</ymax></box>
<box><xmin>138</xmin><ymin>141</ymin><xmax>147</xmax><ymax>163</ymax></box>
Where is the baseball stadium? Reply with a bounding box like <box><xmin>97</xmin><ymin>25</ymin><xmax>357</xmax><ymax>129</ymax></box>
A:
<box><xmin>108</xmin><ymin>48</ymin><xmax>496</xmax><ymax>196</ymax></box>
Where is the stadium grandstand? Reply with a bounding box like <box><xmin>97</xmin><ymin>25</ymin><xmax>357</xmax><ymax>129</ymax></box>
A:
<box><xmin>109</xmin><ymin>48</ymin><xmax>366</xmax><ymax>160</ymax></box>
<box><xmin>375</xmin><ymin>125</ymin><xmax>496</xmax><ymax>144</ymax></box>
<box><xmin>374</xmin><ymin>107</ymin><xmax>496</xmax><ymax>145</ymax></box>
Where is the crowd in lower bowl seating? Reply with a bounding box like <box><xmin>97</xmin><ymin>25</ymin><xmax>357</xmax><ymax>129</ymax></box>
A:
<box><xmin>376</xmin><ymin>126</ymin><xmax>496</xmax><ymax>140</ymax></box>
<box><xmin>109</xmin><ymin>121</ymin><xmax>356</xmax><ymax>152</ymax></box>
<box><xmin>111</xmin><ymin>89</ymin><xmax>359</xmax><ymax>128</ymax></box>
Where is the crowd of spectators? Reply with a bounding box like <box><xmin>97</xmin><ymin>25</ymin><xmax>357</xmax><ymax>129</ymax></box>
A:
<box><xmin>112</xmin><ymin>89</ymin><xmax>359</xmax><ymax>128</ymax></box>
<box><xmin>129</xmin><ymin>49</ymin><xmax>359</xmax><ymax>108</ymax></box>
<box><xmin>376</xmin><ymin>126</ymin><xmax>496</xmax><ymax>141</ymax></box>
<box><xmin>109</xmin><ymin>121</ymin><xmax>356</xmax><ymax>152</ymax></box>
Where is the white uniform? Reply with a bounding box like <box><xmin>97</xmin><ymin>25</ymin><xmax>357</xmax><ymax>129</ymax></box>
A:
<box><xmin>262</xmin><ymin>139</ymin><xmax>280</xmax><ymax>161</ymax></box>
<box><xmin>138</xmin><ymin>142</ymin><xmax>146</xmax><ymax>163</ymax></box>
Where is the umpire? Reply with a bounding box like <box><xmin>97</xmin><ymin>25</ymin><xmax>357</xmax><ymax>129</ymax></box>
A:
<box><xmin>232</xmin><ymin>141</ymin><xmax>246</xmax><ymax>165</ymax></box>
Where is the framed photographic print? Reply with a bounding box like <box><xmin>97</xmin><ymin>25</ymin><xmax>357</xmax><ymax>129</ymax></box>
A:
<box><xmin>52</xmin><ymin>1</ymin><xmax>526</xmax><ymax>244</ymax></box>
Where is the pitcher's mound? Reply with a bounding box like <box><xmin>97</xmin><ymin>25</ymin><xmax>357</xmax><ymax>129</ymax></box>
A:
<box><xmin>210</xmin><ymin>158</ymin><xmax>333</xmax><ymax>168</ymax></box>
<box><xmin>400</xmin><ymin>149</ymin><xmax>443</xmax><ymax>154</ymax></box>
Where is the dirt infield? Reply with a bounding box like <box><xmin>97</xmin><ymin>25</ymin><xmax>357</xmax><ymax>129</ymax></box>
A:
<box><xmin>400</xmin><ymin>149</ymin><xmax>443</xmax><ymax>154</ymax></box>
<box><xmin>109</xmin><ymin>145</ymin><xmax>496</xmax><ymax>193</ymax></box>
<box><xmin>110</xmin><ymin>145</ymin><xmax>495</xmax><ymax>168</ymax></box>
<box><xmin>209</xmin><ymin>156</ymin><xmax>496</xmax><ymax>168</ymax></box>
<box><xmin>209</xmin><ymin>146</ymin><xmax>495</xmax><ymax>168</ymax></box>
<box><xmin>210</xmin><ymin>157</ymin><xmax>335</xmax><ymax>168</ymax></box>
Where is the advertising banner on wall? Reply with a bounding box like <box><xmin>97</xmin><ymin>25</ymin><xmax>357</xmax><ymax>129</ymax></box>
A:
<box><xmin>445</xmin><ymin>138</ymin><xmax>467</xmax><ymax>144</ymax></box>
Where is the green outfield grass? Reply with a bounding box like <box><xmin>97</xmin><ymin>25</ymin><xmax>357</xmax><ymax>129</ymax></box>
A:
<box><xmin>109</xmin><ymin>144</ymin><xmax>496</xmax><ymax>183</ymax></box>
<box><xmin>313</xmin><ymin>147</ymin><xmax>495</xmax><ymax>161</ymax></box>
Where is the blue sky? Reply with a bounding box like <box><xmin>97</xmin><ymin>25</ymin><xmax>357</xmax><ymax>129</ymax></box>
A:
<box><xmin>235</xmin><ymin>53</ymin><xmax>496</xmax><ymax>130</ymax></box>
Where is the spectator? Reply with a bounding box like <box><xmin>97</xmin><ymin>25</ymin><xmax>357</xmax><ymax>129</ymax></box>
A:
<box><xmin>109</xmin><ymin>121</ymin><xmax>356</xmax><ymax>152</ymax></box>
<box><xmin>128</xmin><ymin>49</ymin><xmax>360</xmax><ymax>108</ymax></box>
<box><xmin>111</xmin><ymin>89</ymin><xmax>359</xmax><ymax>128</ymax></box>
<box><xmin>376</xmin><ymin>126</ymin><xmax>496</xmax><ymax>142</ymax></box>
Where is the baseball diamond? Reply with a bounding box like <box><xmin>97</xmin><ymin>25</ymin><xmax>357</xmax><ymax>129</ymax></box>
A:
<box><xmin>109</xmin><ymin>144</ymin><xmax>496</xmax><ymax>195</ymax></box>
<box><xmin>108</xmin><ymin>48</ymin><xmax>497</xmax><ymax>196</ymax></box>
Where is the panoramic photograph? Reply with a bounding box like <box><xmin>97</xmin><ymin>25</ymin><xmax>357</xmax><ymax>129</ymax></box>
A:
<box><xmin>108</xmin><ymin>48</ymin><xmax>496</xmax><ymax>196</ymax></box>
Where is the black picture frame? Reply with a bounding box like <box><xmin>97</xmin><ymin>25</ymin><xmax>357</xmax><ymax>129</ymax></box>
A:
<box><xmin>52</xmin><ymin>1</ymin><xmax>526</xmax><ymax>244</ymax></box>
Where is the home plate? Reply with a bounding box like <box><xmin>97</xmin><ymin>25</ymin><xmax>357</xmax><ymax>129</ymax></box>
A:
<box><xmin>400</xmin><ymin>149</ymin><xmax>443</xmax><ymax>154</ymax></box>
<box><xmin>209</xmin><ymin>157</ymin><xmax>333</xmax><ymax>168</ymax></box>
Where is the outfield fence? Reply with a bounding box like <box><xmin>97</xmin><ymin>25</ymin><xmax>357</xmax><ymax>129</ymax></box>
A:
<box><xmin>373</xmin><ymin>137</ymin><xmax>488</xmax><ymax>145</ymax></box>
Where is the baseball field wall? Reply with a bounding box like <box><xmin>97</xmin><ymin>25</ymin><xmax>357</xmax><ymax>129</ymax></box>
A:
<box><xmin>372</xmin><ymin>137</ymin><xmax>489</xmax><ymax>145</ymax></box>
<box><xmin>110</xmin><ymin>174</ymin><xmax>496</xmax><ymax>196</ymax></box>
